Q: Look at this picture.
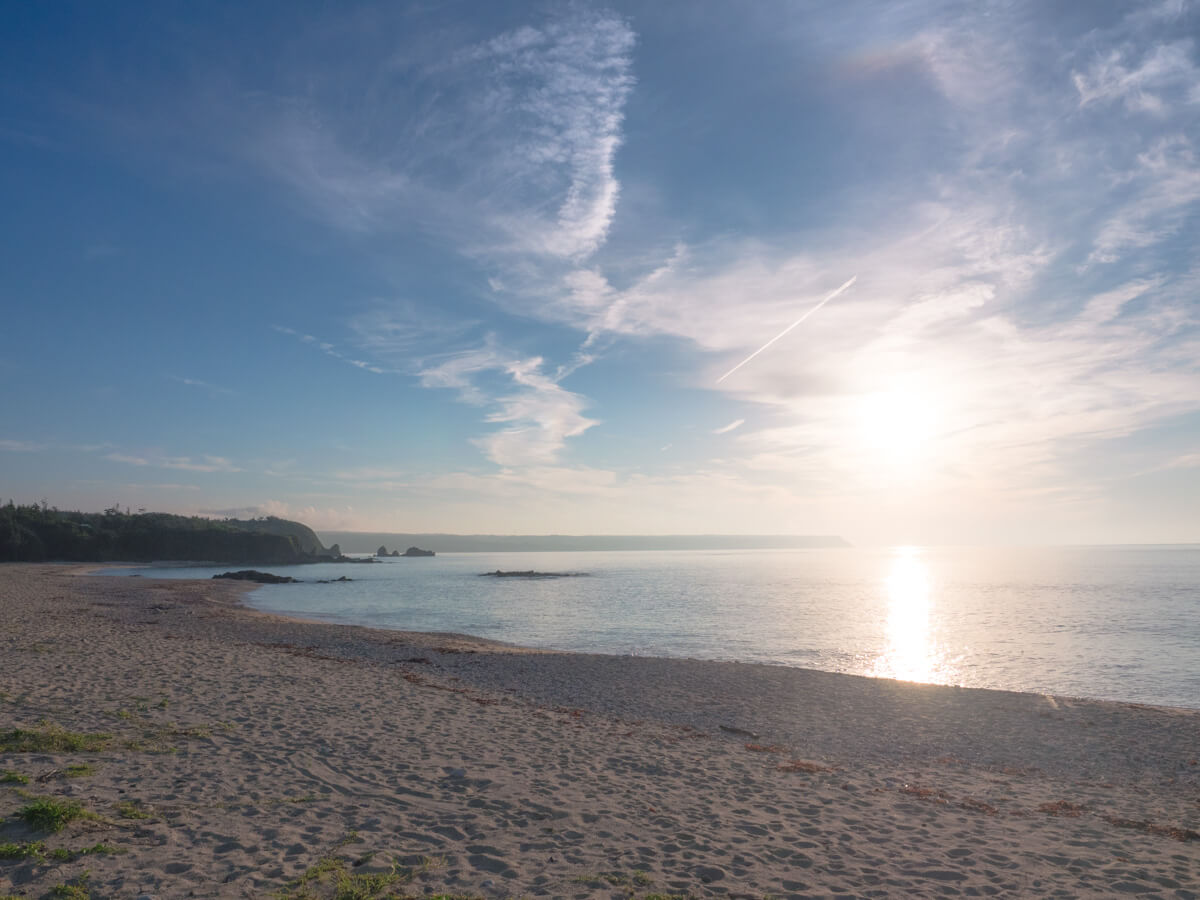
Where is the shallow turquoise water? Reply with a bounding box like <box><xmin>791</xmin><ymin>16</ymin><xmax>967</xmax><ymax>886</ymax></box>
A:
<box><xmin>112</xmin><ymin>545</ymin><xmax>1200</xmax><ymax>708</ymax></box>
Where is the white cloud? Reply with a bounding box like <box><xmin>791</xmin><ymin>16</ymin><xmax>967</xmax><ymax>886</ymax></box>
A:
<box><xmin>0</xmin><ymin>439</ymin><xmax>43</xmax><ymax>452</ymax></box>
<box><xmin>1088</xmin><ymin>135</ymin><xmax>1200</xmax><ymax>265</ymax></box>
<box><xmin>1073</xmin><ymin>40</ymin><xmax>1199</xmax><ymax>114</ymax></box>
<box><xmin>713</xmin><ymin>419</ymin><xmax>745</xmax><ymax>435</ymax></box>
<box><xmin>418</xmin><ymin>345</ymin><xmax>598</xmax><ymax>467</ymax></box>
<box><xmin>1162</xmin><ymin>452</ymin><xmax>1200</xmax><ymax>469</ymax></box>
<box><xmin>169</xmin><ymin>375</ymin><xmax>235</xmax><ymax>395</ymax></box>
<box><xmin>106</xmin><ymin>452</ymin><xmax>242</xmax><ymax>473</ymax></box>
<box><xmin>275</xmin><ymin>324</ymin><xmax>391</xmax><ymax>375</ymax></box>
<box><xmin>248</xmin><ymin>8</ymin><xmax>633</xmax><ymax>262</ymax></box>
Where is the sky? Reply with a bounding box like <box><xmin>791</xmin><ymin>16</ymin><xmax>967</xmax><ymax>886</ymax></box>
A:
<box><xmin>2</xmin><ymin>0</ymin><xmax>1198</xmax><ymax>546</ymax></box>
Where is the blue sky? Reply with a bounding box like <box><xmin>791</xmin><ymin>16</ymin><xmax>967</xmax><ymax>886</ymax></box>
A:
<box><xmin>2</xmin><ymin>0</ymin><xmax>1198</xmax><ymax>544</ymax></box>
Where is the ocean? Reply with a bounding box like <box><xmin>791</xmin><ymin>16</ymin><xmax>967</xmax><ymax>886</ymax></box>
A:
<box><xmin>110</xmin><ymin>545</ymin><xmax>1200</xmax><ymax>709</ymax></box>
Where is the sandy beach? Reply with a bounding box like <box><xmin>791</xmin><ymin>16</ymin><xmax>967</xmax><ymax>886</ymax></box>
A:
<box><xmin>1</xmin><ymin>564</ymin><xmax>1197</xmax><ymax>898</ymax></box>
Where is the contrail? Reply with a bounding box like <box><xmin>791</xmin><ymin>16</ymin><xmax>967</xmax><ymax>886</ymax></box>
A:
<box><xmin>716</xmin><ymin>275</ymin><xmax>857</xmax><ymax>383</ymax></box>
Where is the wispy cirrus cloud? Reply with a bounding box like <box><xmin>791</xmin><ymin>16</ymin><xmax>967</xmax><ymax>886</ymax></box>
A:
<box><xmin>248</xmin><ymin>7</ymin><xmax>633</xmax><ymax>262</ymax></box>
<box><xmin>0</xmin><ymin>439</ymin><xmax>44</xmax><ymax>452</ymax></box>
<box><xmin>1073</xmin><ymin>40</ymin><xmax>1199</xmax><ymax>114</ymax></box>
<box><xmin>467</xmin><ymin>2</ymin><xmax>1200</xmax><ymax>516</ymax></box>
<box><xmin>418</xmin><ymin>342</ymin><xmax>597</xmax><ymax>467</ymax></box>
<box><xmin>169</xmin><ymin>375</ymin><xmax>235</xmax><ymax>396</ymax></box>
<box><xmin>106</xmin><ymin>452</ymin><xmax>242</xmax><ymax>473</ymax></box>
<box><xmin>273</xmin><ymin>326</ymin><xmax>387</xmax><ymax>374</ymax></box>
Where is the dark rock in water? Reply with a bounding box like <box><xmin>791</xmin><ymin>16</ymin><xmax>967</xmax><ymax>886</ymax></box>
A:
<box><xmin>390</xmin><ymin>549</ymin><xmax>400</xmax><ymax>556</ymax></box>
<box><xmin>376</xmin><ymin>545</ymin><xmax>390</xmax><ymax>557</ymax></box>
<box><xmin>212</xmin><ymin>570</ymin><xmax>299</xmax><ymax>584</ymax></box>
<box><xmin>316</xmin><ymin>576</ymin><xmax>353</xmax><ymax>583</ymax></box>
<box><xmin>403</xmin><ymin>546</ymin><xmax>435</xmax><ymax>557</ymax></box>
<box><xmin>479</xmin><ymin>570</ymin><xmax>586</xmax><ymax>578</ymax></box>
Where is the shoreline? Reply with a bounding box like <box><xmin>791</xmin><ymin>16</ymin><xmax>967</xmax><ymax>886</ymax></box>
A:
<box><xmin>103</xmin><ymin>551</ymin><xmax>1200</xmax><ymax>712</ymax></box>
<box><xmin>2</xmin><ymin>563</ymin><xmax>1197</xmax><ymax>897</ymax></box>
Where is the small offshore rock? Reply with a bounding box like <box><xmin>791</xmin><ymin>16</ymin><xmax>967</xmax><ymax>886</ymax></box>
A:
<box><xmin>212</xmin><ymin>570</ymin><xmax>298</xmax><ymax>584</ymax></box>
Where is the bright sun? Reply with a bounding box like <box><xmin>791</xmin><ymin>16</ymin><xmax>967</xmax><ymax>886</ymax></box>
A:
<box><xmin>855</xmin><ymin>385</ymin><xmax>938</xmax><ymax>467</ymax></box>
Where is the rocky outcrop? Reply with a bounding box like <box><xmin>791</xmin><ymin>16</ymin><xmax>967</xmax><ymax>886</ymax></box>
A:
<box><xmin>402</xmin><ymin>546</ymin><xmax>435</xmax><ymax>557</ymax></box>
<box><xmin>376</xmin><ymin>545</ymin><xmax>390</xmax><ymax>557</ymax></box>
<box><xmin>212</xmin><ymin>570</ymin><xmax>299</xmax><ymax>584</ymax></box>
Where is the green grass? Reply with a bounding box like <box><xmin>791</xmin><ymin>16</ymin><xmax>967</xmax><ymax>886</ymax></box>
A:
<box><xmin>64</xmin><ymin>764</ymin><xmax>98</xmax><ymax>778</ymax></box>
<box><xmin>0</xmin><ymin>840</ymin><xmax>45</xmax><ymax>860</ymax></box>
<box><xmin>275</xmin><ymin>854</ymin><xmax>438</xmax><ymax>900</ymax></box>
<box><xmin>57</xmin><ymin>843</ymin><xmax>125</xmax><ymax>861</ymax></box>
<box><xmin>18</xmin><ymin>797</ymin><xmax>95</xmax><ymax>833</ymax></box>
<box><xmin>114</xmin><ymin>800</ymin><xmax>151</xmax><ymax>820</ymax></box>
<box><xmin>0</xmin><ymin>840</ymin><xmax>122</xmax><ymax>864</ymax></box>
<box><xmin>0</xmin><ymin>770</ymin><xmax>30</xmax><ymax>784</ymax></box>
<box><xmin>0</xmin><ymin>726</ymin><xmax>111</xmax><ymax>753</ymax></box>
<box><xmin>50</xmin><ymin>873</ymin><xmax>91</xmax><ymax>899</ymax></box>
<box><xmin>275</xmin><ymin>855</ymin><xmax>401</xmax><ymax>899</ymax></box>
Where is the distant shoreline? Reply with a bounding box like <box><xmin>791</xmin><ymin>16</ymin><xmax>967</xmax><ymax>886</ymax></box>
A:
<box><xmin>317</xmin><ymin>532</ymin><xmax>851</xmax><ymax>553</ymax></box>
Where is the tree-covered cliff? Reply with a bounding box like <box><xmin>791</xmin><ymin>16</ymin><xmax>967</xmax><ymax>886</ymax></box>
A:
<box><xmin>0</xmin><ymin>502</ymin><xmax>336</xmax><ymax>564</ymax></box>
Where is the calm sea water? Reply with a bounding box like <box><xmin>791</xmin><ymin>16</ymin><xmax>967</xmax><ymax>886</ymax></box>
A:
<box><xmin>111</xmin><ymin>546</ymin><xmax>1200</xmax><ymax>709</ymax></box>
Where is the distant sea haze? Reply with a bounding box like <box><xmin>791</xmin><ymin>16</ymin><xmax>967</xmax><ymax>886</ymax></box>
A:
<box><xmin>114</xmin><ymin>545</ymin><xmax>1200</xmax><ymax>710</ymax></box>
<box><xmin>318</xmin><ymin>533</ymin><xmax>850</xmax><ymax>553</ymax></box>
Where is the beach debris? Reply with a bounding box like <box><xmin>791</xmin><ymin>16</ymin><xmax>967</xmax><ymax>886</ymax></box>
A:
<box><xmin>1101</xmin><ymin>815</ymin><xmax>1199</xmax><ymax>842</ymax></box>
<box><xmin>718</xmin><ymin>724</ymin><xmax>759</xmax><ymax>738</ymax></box>
<box><xmin>1038</xmin><ymin>799</ymin><xmax>1086</xmax><ymax>817</ymax></box>
<box><xmin>479</xmin><ymin>570</ymin><xmax>587</xmax><ymax>578</ymax></box>
<box><xmin>212</xmin><ymin>570</ymin><xmax>298</xmax><ymax>584</ymax></box>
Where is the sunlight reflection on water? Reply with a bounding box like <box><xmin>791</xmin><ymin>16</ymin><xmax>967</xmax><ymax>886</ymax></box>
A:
<box><xmin>872</xmin><ymin>547</ymin><xmax>959</xmax><ymax>685</ymax></box>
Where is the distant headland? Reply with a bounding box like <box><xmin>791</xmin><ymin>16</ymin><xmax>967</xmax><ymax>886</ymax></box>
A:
<box><xmin>1</xmin><ymin>502</ymin><xmax>348</xmax><ymax>565</ymax></box>
<box><xmin>321</xmin><ymin>532</ymin><xmax>850</xmax><ymax>553</ymax></box>
<box><xmin>1</xmin><ymin>501</ymin><xmax>848</xmax><ymax>563</ymax></box>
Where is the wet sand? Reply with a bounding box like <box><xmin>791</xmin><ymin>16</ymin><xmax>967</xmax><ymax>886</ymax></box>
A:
<box><xmin>1</xmin><ymin>564</ymin><xmax>1197</xmax><ymax>898</ymax></box>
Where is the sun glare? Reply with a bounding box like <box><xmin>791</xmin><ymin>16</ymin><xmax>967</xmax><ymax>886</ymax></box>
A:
<box><xmin>855</xmin><ymin>385</ymin><xmax>938</xmax><ymax>467</ymax></box>
<box><xmin>873</xmin><ymin>547</ymin><xmax>946</xmax><ymax>684</ymax></box>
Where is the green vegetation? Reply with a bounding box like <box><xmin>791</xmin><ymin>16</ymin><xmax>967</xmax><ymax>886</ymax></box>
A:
<box><xmin>0</xmin><ymin>501</ymin><xmax>332</xmax><ymax>564</ymax></box>
<box><xmin>50</xmin><ymin>873</ymin><xmax>91</xmax><ymax>899</ymax></box>
<box><xmin>274</xmin><ymin>851</ymin><xmax>452</xmax><ymax>900</ymax></box>
<box><xmin>0</xmin><ymin>770</ymin><xmax>30</xmax><ymax>784</ymax></box>
<box><xmin>0</xmin><ymin>725</ymin><xmax>111</xmax><ymax>753</ymax></box>
<box><xmin>53</xmin><ymin>843</ymin><xmax>124</xmax><ymax>861</ymax></box>
<box><xmin>64</xmin><ymin>764</ymin><xmax>98</xmax><ymax>778</ymax></box>
<box><xmin>114</xmin><ymin>800</ymin><xmax>150</xmax><ymax>820</ymax></box>
<box><xmin>275</xmin><ymin>855</ymin><xmax>403</xmax><ymax>899</ymax></box>
<box><xmin>18</xmin><ymin>797</ymin><xmax>95</xmax><ymax>832</ymax></box>
<box><xmin>0</xmin><ymin>840</ymin><xmax>45</xmax><ymax>859</ymax></box>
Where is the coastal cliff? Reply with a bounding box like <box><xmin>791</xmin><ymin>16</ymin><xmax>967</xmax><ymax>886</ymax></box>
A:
<box><xmin>0</xmin><ymin>503</ymin><xmax>340</xmax><ymax>564</ymax></box>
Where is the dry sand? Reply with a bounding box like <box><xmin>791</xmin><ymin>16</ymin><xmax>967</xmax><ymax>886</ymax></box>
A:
<box><xmin>1</xmin><ymin>563</ymin><xmax>1197</xmax><ymax>898</ymax></box>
